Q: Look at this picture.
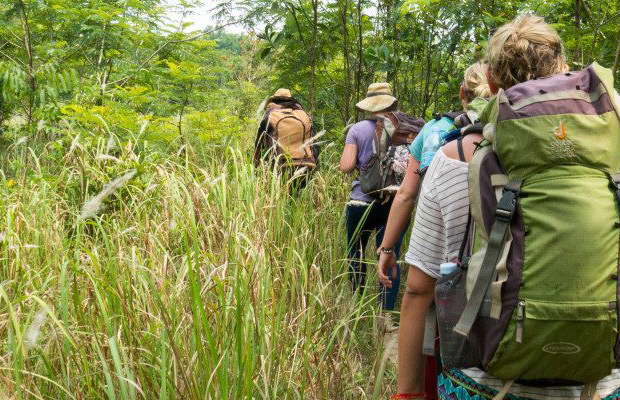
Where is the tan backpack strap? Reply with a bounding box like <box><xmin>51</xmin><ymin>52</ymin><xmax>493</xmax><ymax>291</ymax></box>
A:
<box><xmin>580</xmin><ymin>382</ymin><xmax>600</xmax><ymax>400</ymax></box>
<box><xmin>422</xmin><ymin>303</ymin><xmax>436</xmax><ymax>356</ymax></box>
<box><xmin>374</xmin><ymin>118</ymin><xmax>387</xmax><ymax>154</ymax></box>
<box><xmin>492</xmin><ymin>380</ymin><xmax>514</xmax><ymax>400</ymax></box>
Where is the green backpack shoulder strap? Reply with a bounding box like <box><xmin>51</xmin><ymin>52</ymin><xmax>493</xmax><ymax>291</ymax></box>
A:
<box><xmin>455</xmin><ymin>172</ymin><xmax>521</xmax><ymax>336</ymax></box>
<box><xmin>593</xmin><ymin>62</ymin><xmax>620</xmax><ymax>121</ymax></box>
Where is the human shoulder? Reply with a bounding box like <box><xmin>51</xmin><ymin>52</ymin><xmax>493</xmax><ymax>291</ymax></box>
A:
<box><xmin>353</xmin><ymin>119</ymin><xmax>376</xmax><ymax>131</ymax></box>
<box><xmin>441</xmin><ymin>133</ymin><xmax>483</xmax><ymax>163</ymax></box>
<box><xmin>346</xmin><ymin>119</ymin><xmax>376</xmax><ymax>141</ymax></box>
<box><xmin>423</xmin><ymin>148</ymin><xmax>468</xmax><ymax>193</ymax></box>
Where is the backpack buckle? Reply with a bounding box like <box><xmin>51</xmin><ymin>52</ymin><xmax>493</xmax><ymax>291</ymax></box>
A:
<box><xmin>495</xmin><ymin>182</ymin><xmax>521</xmax><ymax>221</ymax></box>
<box><xmin>609</xmin><ymin>174</ymin><xmax>620</xmax><ymax>204</ymax></box>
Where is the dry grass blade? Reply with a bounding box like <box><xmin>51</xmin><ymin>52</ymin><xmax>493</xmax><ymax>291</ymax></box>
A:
<box><xmin>79</xmin><ymin>169</ymin><xmax>137</xmax><ymax>220</ymax></box>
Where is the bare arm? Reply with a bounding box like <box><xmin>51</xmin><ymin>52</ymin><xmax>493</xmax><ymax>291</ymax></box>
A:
<box><xmin>382</xmin><ymin>157</ymin><xmax>421</xmax><ymax>248</ymax></box>
<box><xmin>378</xmin><ymin>158</ymin><xmax>421</xmax><ymax>286</ymax></box>
<box><xmin>397</xmin><ymin>267</ymin><xmax>436</xmax><ymax>394</ymax></box>
<box><xmin>339</xmin><ymin>143</ymin><xmax>357</xmax><ymax>173</ymax></box>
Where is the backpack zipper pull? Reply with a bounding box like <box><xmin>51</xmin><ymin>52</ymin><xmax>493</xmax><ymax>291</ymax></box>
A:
<box><xmin>516</xmin><ymin>300</ymin><xmax>525</xmax><ymax>343</ymax></box>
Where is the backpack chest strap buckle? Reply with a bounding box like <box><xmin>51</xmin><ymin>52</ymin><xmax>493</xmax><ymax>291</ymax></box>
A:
<box><xmin>495</xmin><ymin>182</ymin><xmax>521</xmax><ymax>221</ymax></box>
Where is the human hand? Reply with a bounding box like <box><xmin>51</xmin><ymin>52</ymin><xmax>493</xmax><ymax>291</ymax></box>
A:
<box><xmin>377</xmin><ymin>250</ymin><xmax>397</xmax><ymax>288</ymax></box>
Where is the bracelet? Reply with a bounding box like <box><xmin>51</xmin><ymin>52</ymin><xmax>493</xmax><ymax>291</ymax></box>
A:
<box><xmin>380</xmin><ymin>246</ymin><xmax>395</xmax><ymax>254</ymax></box>
<box><xmin>391</xmin><ymin>393</ymin><xmax>426</xmax><ymax>399</ymax></box>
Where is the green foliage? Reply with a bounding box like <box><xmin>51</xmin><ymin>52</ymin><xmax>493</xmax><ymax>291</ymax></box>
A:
<box><xmin>217</xmin><ymin>0</ymin><xmax>620</xmax><ymax>128</ymax></box>
<box><xmin>0</xmin><ymin>0</ymin><xmax>266</xmax><ymax>143</ymax></box>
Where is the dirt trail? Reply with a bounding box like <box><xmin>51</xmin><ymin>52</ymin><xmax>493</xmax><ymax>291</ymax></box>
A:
<box><xmin>385</xmin><ymin>331</ymin><xmax>398</xmax><ymax>364</ymax></box>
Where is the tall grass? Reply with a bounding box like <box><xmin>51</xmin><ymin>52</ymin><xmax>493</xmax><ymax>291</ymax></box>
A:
<box><xmin>0</xmin><ymin>125</ymin><xmax>398</xmax><ymax>399</ymax></box>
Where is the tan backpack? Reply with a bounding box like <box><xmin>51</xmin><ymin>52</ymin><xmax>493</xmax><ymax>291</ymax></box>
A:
<box><xmin>267</xmin><ymin>108</ymin><xmax>316</xmax><ymax>168</ymax></box>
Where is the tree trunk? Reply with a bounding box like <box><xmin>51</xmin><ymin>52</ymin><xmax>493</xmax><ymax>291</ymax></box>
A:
<box><xmin>355</xmin><ymin>0</ymin><xmax>363</xmax><ymax>120</ymax></box>
<box><xmin>411</xmin><ymin>19</ymin><xmax>420</xmax><ymax>114</ymax></box>
<box><xmin>310</xmin><ymin>0</ymin><xmax>318</xmax><ymax>114</ymax></box>
<box><xmin>613</xmin><ymin>8</ymin><xmax>620</xmax><ymax>75</ymax></box>
<box><xmin>392</xmin><ymin>19</ymin><xmax>399</xmax><ymax>98</ymax></box>
<box><xmin>341</xmin><ymin>0</ymin><xmax>351</xmax><ymax>123</ymax></box>
<box><xmin>574</xmin><ymin>0</ymin><xmax>582</xmax><ymax>68</ymax></box>
<box><xmin>19</xmin><ymin>0</ymin><xmax>35</xmax><ymax>128</ymax></box>
<box><xmin>178</xmin><ymin>83</ymin><xmax>192</xmax><ymax>143</ymax></box>
<box><xmin>96</xmin><ymin>23</ymin><xmax>108</xmax><ymax>106</ymax></box>
<box><xmin>421</xmin><ymin>18</ymin><xmax>436</xmax><ymax>115</ymax></box>
<box><xmin>384</xmin><ymin>0</ymin><xmax>398</xmax><ymax>95</ymax></box>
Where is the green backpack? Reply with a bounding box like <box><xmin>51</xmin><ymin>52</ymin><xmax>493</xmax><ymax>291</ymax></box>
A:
<box><xmin>437</xmin><ymin>63</ymin><xmax>620</xmax><ymax>393</ymax></box>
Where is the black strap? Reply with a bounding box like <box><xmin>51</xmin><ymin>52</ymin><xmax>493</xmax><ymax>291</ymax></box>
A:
<box><xmin>443</xmin><ymin>111</ymin><xmax>463</xmax><ymax>121</ymax></box>
<box><xmin>462</xmin><ymin>122</ymin><xmax>484</xmax><ymax>136</ymax></box>
<box><xmin>457</xmin><ymin>136</ymin><xmax>466</xmax><ymax>162</ymax></box>
<box><xmin>454</xmin><ymin>180</ymin><xmax>521</xmax><ymax>337</ymax></box>
<box><xmin>611</xmin><ymin>173</ymin><xmax>620</xmax><ymax>205</ymax></box>
<box><xmin>457</xmin><ymin>211</ymin><xmax>472</xmax><ymax>262</ymax></box>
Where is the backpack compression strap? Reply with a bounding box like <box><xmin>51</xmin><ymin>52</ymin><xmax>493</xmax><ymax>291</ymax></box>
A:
<box><xmin>454</xmin><ymin>180</ymin><xmax>521</xmax><ymax>337</ymax></box>
<box><xmin>457</xmin><ymin>137</ymin><xmax>466</xmax><ymax>162</ymax></box>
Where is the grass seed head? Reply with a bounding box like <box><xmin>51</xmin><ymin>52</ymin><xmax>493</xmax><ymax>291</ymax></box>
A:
<box><xmin>79</xmin><ymin>169</ymin><xmax>137</xmax><ymax>220</ymax></box>
<box><xmin>25</xmin><ymin>311</ymin><xmax>47</xmax><ymax>350</ymax></box>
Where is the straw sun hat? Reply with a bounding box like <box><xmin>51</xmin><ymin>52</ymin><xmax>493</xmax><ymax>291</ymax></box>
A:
<box><xmin>268</xmin><ymin>88</ymin><xmax>293</xmax><ymax>102</ymax></box>
<box><xmin>355</xmin><ymin>83</ymin><xmax>398</xmax><ymax>113</ymax></box>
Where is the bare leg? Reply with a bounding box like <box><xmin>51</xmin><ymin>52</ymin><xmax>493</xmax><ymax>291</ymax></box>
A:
<box><xmin>397</xmin><ymin>266</ymin><xmax>436</xmax><ymax>394</ymax></box>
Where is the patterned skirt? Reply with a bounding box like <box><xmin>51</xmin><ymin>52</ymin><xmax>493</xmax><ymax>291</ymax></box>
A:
<box><xmin>438</xmin><ymin>369</ymin><xmax>620</xmax><ymax>400</ymax></box>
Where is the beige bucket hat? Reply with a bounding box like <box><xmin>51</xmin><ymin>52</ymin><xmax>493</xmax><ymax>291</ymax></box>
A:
<box><xmin>268</xmin><ymin>88</ymin><xmax>293</xmax><ymax>102</ymax></box>
<box><xmin>355</xmin><ymin>83</ymin><xmax>397</xmax><ymax>113</ymax></box>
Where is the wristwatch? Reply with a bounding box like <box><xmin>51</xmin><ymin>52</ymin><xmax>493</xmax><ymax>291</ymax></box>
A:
<box><xmin>380</xmin><ymin>246</ymin><xmax>395</xmax><ymax>254</ymax></box>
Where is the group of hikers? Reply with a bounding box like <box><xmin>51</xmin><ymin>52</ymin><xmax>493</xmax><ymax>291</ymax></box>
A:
<box><xmin>254</xmin><ymin>14</ymin><xmax>620</xmax><ymax>400</ymax></box>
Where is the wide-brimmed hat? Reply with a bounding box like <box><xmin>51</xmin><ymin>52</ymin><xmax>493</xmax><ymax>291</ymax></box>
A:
<box><xmin>268</xmin><ymin>88</ymin><xmax>293</xmax><ymax>102</ymax></box>
<box><xmin>355</xmin><ymin>83</ymin><xmax>397</xmax><ymax>113</ymax></box>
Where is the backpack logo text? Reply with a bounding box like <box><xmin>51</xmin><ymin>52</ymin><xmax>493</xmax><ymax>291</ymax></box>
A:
<box><xmin>541</xmin><ymin>342</ymin><xmax>581</xmax><ymax>355</ymax></box>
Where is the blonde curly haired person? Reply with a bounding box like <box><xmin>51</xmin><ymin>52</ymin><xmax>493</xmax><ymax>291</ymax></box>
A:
<box><xmin>461</xmin><ymin>61</ymin><xmax>493</xmax><ymax>108</ymax></box>
<box><xmin>486</xmin><ymin>14</ymin><xmax>568</xmax><ymax>91</ymax></box>
<box><xmin>387</xmin><ymin>14</ymin><xmax>620</xmax><ymax>400</ymax></box>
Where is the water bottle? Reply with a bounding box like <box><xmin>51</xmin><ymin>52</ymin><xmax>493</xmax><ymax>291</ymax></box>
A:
<box><xmin>420</xmin><ymin>130</ymin><xmax>441</xmax><ymax>170</ymax></box>
<box><xmin>440</xmin><ymin>262</ymin><xmax>457</xmax><ymax>276</ymax></box>
<box><xmin>435</xmin><ymin>263</ymin><xmax>480</xmax><ymax>368</ymax></box>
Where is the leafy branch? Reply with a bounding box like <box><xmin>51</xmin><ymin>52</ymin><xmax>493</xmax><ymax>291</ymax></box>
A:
<box><xmin>109</xmin><ymin>20</ymin><xmax>243</xmax><ymax>87</ymax></box>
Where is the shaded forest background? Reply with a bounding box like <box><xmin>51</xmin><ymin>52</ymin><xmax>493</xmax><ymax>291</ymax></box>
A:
<box><xmin>223</xmin><ymin>0</ymin><xmax>620</xmax><ymax>126</ymax></box>
<box><xmin>2</xmin><ymin>0</ymin><xmax>620</xmax><ymax>144</ymax></box>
